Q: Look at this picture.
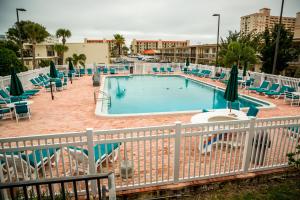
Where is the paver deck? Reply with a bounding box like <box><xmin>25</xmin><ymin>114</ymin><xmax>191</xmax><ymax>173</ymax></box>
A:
<box><xmin>1</xmin><ymin>73</ymin><xmax>299</xmax><ymax>137</ymax></box>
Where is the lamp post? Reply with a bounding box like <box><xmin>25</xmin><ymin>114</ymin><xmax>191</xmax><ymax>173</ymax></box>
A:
<box><xmin>16</xmin><ymin>8</ymin><xmax>26</xmax><ymax>65</ymax></box>
<box><xmin>213</xmin><ymin>14</ymin><xmax>220</xmax><ymax>70</ymax></box>
<box><xmin>272</xmin><ymin>0</ymin><xmax>285</xmax><ymax>74</ymax></box>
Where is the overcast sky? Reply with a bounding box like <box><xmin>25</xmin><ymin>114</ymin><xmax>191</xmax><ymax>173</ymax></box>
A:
<box><xmin>0</xmin><ymin>0</ymin><xmax>299</xmax><ymax>46</ymax></box>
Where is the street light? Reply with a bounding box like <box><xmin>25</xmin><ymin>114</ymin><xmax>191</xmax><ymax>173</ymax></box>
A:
<box><xmin>16</xmin><ymin>8</ymin><xmax>26</xmax><ymax>65</ymax></box>
<box><xmin>272</xmin><ymin>0</ymin><xmax>285</xmax><ymax>74</ymax></box>
<box><xmin>213</xmin><ymin>13</ymin><xmax>220</xmax><ymax>70</ymax></box>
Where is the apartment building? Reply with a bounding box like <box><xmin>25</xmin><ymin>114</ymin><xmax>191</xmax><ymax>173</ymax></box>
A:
<box><xmin>160</xmin><ymin>44</ymin><xmax>217</xmax><ymax>64</ymax></box>
<box><xmin>84</xmin><ymin>38</ymin><xmax>118</xmax><ymax>57</ymax></box>
<box><xmin>131</xmin><ymin>39</ymin><xmax>190</xmax><ymax>55</ymax></box>
<box><xmin>23</xmin><ymin>37</ymin><xmax>110</xmax><ymax>69</ymax></box>
<box><xmin>240</xmin><ymin>8</ymin><xmax>296</xmax><ymax>34</ymax></box>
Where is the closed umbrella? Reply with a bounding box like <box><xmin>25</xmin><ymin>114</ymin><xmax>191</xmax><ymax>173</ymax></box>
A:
<box><xmin>185</xmin><ymin>58</ymin><xmax>190</xmax><ymax>67</ymax></box>
<box><xmin>10</xmin><ymin>68</ymin><xmax>24</xmax><ymax>102</ymax></box>
<box><xmin>224</xmin><ymin>64</ymin><xmax>239</xmax><ymax>113</ymax></box>
<box><xmin>242</xmin><ymin>62</ymin><xmax>247</xmax><ymax>78</ymax></box>
<box><xmin>68</xmin><ymin>58</ymin><xmax>74</xmax><ymax>84</ymax></box>
<box><xmin>49</xmin><ymin>61</ymin><xmax>57</xmax><ymax>100</ymax></box>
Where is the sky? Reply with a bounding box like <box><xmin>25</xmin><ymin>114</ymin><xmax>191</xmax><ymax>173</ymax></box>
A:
<box><xmin>0</xmin><ymin>0</ymin><xmax>299</xmax><ymax>47</ymax></box>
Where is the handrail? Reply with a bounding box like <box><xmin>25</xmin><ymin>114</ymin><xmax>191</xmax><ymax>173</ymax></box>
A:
<box><xmin>94</xmin><ymin>89</ymin><xmax>111</xmax><ymax>106</ymax></box>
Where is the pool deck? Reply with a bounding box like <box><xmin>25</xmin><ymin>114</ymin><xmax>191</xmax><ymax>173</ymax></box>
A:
<box><xmin>1</xmin><ymin>72</ymin><xmax>299</xmax><ymax>138</ymax></box>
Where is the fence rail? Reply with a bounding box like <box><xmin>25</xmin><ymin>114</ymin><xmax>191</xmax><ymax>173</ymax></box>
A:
<box><xmin>1</xmin><ymin>116</ymin><xmax>299</xmax><ymax>191</ymax></box>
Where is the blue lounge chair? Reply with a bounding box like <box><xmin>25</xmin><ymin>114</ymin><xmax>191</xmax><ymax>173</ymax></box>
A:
<box><xmin>67</xmin><ymin>143</ymin><xmax>121</xmax><ymax>174</ymax></box>
<box><xmin>160</xmin><ymin>67</ymin><xmax>166</xmax><ymax>73</ymax></box>
<box><xmin>284</xmin><ymin>90</ymin><xmax>300</xmax><ymax>106</ymax></box>
<box><xmin>257</xmin><ymin>83</ymin><xmax>280</xmax><ymax>94</ymax></box>
<box><xmin>211</xmin><ymin>73</ymin><xmax>226</xmax><ymax>81</ymax></box>
<box><xmin>167</xmin><ymin>67</ymin><xmax>174</xmax><ymax>73</ymax></box>
<box><xmin>110</xmin><ymin>68</ymin><xmax>116</xmax><ymax>74</ymax></box>
<box><xmin>14</xmin><ymin>102</ymin><xmax>31</xmax><ymax>122</ymax></box>
<box><xmin>191</xmin><ymin>69</ymin><xmax>200</xmax><ymax>75</ymax></box>
<box><xmin>265</xmin><ymin>85</ymin><xmax>290</xmax><ymax>98</ymax></box>
<box><xmin>103</xmin><ymin>68</ymin><xmax>108</xmax><ymax>74</ymax></box>
<box><xmin>0</xmin><ymin>106</ymin><xmax>13</xmax><ymax>120</ymax></box>
<box><xmin>247</xmin><ymin>105</ymin><xmax>259</xmax><ymax>117</ymax></box>
<box><xmin>0</xmin><ymin>89</ymin><xmax>28</xmax><ymax>102</ymax></box>
<box><xmin>87</xmin><ymin>68</ymin><xmax>93</xmax><ymax>75</ymax></box>
<box><xmin>152</xmin><ymin>67</ymin><xmax>159</xmax><ymax>73</ymax></box>
<box><xmin>241</xmin><ymin>78</ymin><xmax>254</xmax><ymax>89</ymax></box>
<box><xmin>6</xmin><ymin>86</ymin><xmax>39</xmax><ymax>96</ymax></box>
<box><xmin>80</xmin><ymin>68</ymin><xmax>86</xmax><ymax>76</ymax></box>
<box><xmin>248</xmin><ymin>80</ymin><xmax>270</xmax><ymax>92</ymax></box>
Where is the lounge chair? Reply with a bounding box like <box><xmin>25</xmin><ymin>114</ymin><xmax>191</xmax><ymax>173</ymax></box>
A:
<box><xmin>167</xmin><ymin>67</ymin><xmax>174</xmax><ymax>73</ymax></box>
<box><xmin>110</xmin><ymin>68</ymin><xmax>116</xmax><ymax>74</ymax></box>
<box><xmin>79</xmin><ymin>68</ymin><xmax>86</xmax><ymax>76</ymax></box>
<box><xmin>152</xmin><ymin>67</ymin><xmax>159</xmax><ymax>73</ymax></box>
<box><xmin>5</xmin><ymin>86</ymin><xmax>39</xmax><ymax>96</ymax></box>
<box><xmin>0</xmin><ymin>89</ymin><xmax>28</xmax><ymax>102</ymax></box>
<box><xmin>87</xmin><ymin>68</ymin><xmax>93</xmax><ymax>75</ymax></box>
<box><xmin>257</xmin><ymin>83</ymin><xmax>279</xmax><ymax>94</ymax></box>
<box><xmin>190</xmin><ymin>69</ymin><xmax>200</xmax><ymax>75</ymax></box>
<box><xmin>246</xmin><ymin>105</ymin><xmax>259</xmax><ymax>117</ymax></box>
<box><xmin>67</xmin><ymin>143</ymin><xmax>121</xmax><ymax>174</ymax></box>
<box><xmin>211</xmin><ymin>73</ymin><xmax>226</xmax><ymax>81</ymax></box>
<box><xmin>183</xmin><ymin>68</ymin><xmax>189</xmax><ymax>74</ymax></box>
<box><xmin>14</xmin><ymin>102</ymin><xmax>31</xmax><ymax>122</ymax></box>
<box><xmin>103</xmin><ymin>68</ymin><xmax>108</xmax><ymax>74</ymax></box>
<box><xmin>96</xmin><ymin>68</ymin><xmax>101</xmax><ymax>74</ymax></box>
<box><xmin>30</xmin><ymin>79</ymin><xmax>43</xmax><ymax>88</ymax></box>
<box><xmin>0</xmin><ymin>148</ymin><xmax>60</xmax><ymax>180</ymax></box>
<box><xmin>197</xmin><ymin>70</ymin><xmax>211</xmax><ymax>77</ymax></box>
<box><xmin>63</xmin><ymin>77</ymin><xmax>68</xmax><ymax>89</ymax></box>
<box><xmin>55</xmin><ymin>79</ymin><xmax>63</xmax><ymax>91</ymax></box>
<box><xmin>248</xmin><ymin>80</ymin><xmax>270</xmax><ymax>92</ymax></box>
<box><xmin>265</xmin><ymin>85</ymin><xmax>290</xmax><ymax>98</ymax></box>
<box><xmin>284</xmin><ymin>91</ymin><xmax>300</xmax><ymax>106</ymax></box>
<box><xmin>241</xmin><ymin>78</ymin><xmax>254</xmax><ymax>89</ymax></box>
<box><xmin>0</xmin><ymin>106</ymin><xmax>13</xmax><ymax>120</ymax></box>
<box><xmin>160</xmin><ymin>67</ymin><xmax>166</xmax><ymax>73</ymax></box>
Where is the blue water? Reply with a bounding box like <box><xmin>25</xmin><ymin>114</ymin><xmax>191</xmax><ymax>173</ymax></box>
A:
<box><xmin>103</xmin><ymin>75</ymin><xmax>268</xmax><ymax>115</ymax></box>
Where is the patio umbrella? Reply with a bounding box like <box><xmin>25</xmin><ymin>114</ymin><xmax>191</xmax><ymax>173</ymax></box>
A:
<box><xmin>185</xmin><ymin>58</ymin><xmax>190</xmax><ymax>67</ymax></box>
<box><xmin>242</xmin><ymin>62</ymin><xmax>247</xmax><ymax>78</ymax></box>
<box><xmin>68</xmin><ymin>59</ymin><xmax>74</xmax><ymax>84</ymax></box>
<box><xmin>49</xmin><ymin>61</ymin><xmax>57</xmax><ymax>100</ymax></box>
<box><xmin>10</xmin><ymin>68</ymin><xmax>24</xmax><ymax>101</ymax></box>
<box><xmin>224</xmin><ymin>64</ymin><xmax>239</xmax><ymax>113</ymax></box>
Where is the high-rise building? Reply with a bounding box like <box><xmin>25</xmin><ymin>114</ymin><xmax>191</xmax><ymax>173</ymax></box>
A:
<box><xmin>131</xmin><ymin>39</ymin><xmax>189</xmax><ymax>55</ymax></box>
<box><xmin>240</xmin><ymin>8</ymin><xmax>296</xmax><ymax>34</ymax></box>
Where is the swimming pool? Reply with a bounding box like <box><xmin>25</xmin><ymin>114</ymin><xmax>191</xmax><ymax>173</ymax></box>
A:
<box><xmin>96</xmin><ymin>75</ymin><xmax>272</xmax><ymax>116</ymax></box>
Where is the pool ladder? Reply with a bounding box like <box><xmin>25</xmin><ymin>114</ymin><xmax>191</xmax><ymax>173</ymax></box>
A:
<box><xmin>94</xmin><ymin>89</ymin><xmax>111</xmax><ymax>107</ymax></box>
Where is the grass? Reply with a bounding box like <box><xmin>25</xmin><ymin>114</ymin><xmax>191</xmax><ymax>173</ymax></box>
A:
<box><xmin>191</xmin><ymin>177</ymin><xmax>300</xmax><ymax>200</ymax></box>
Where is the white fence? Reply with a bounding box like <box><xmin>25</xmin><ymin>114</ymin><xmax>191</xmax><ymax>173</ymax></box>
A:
<box><xmin>0</xmin><ymin>67</ymin><xmax>50</xmax><ymax>90</ymax></box>
<box><xmin>1</xmin><ymin>116</ymin><xmax>299</xmax><ymax>191</ymax></box>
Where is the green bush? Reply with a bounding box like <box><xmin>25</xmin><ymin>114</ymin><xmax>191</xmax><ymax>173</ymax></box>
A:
<box><xmin>0</xmin><ymin>47</ymin><xmax>27</xmax><ymax>76</ymax></box>
<box><xmin>39</xmin><ymin>59</ymin><xmax>51</xmax><ymax>68</ymax></box>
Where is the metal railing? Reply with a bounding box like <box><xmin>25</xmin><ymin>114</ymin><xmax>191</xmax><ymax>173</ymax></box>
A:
<box><xmin>94</xmin><ymin>89</ymin><xmax>111</xmax><ymax>107</ymax></box>
<box><xmin>1</xmin><ymin>116</ymin><xmax>299</xmax><ymax>191</ymax></box>
<box><xmin>0</xmin><ymin>173</ymin><xmax>116</xmax><ymax>200</ymax></box>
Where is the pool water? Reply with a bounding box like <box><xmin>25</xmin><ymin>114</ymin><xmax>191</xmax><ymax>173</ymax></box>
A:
<box><xmin>100</xmin><ymin>75</ymin><xmax>269</xmax><ymax>115</ymax></box>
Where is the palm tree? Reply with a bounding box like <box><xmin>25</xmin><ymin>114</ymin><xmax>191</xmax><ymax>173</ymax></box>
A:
<box><xmin>113</xmin><ymin>34</ymin><xmax>125</xmax><ymax>57</ymax></box>
<box><xmin>23</xmin><ymin>22</ymin><xmax>49</xmax><ymax>69</ymax></box>
<box><xmin>54</xmin><ymin>44</ymin><xmax>69</xmax><ymax>65</ymax></box>
<box><xmin>67</xmin><ymin>53</ymin><xmax>86</xmax><ymax>68</ymax></box>
<box><xmin>56</xmin><ymin>29</ymin><xmax>71</xmax><ymax>64</ymax></box>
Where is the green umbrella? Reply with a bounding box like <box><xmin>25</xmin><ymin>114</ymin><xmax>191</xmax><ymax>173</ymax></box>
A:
<box><xmin>50</xmin><ymin>61</ymin><xmax>58</xmax><ymax>78</ymax></box>
<box><xmin>224</xmin><ymin>64</ymin><xmax>239</xmax><ymax>112</ymax></box>
<box><xmin>242</xmin><ymin>62</ymin><xmax>248</xmax><ymax>77</ymax></box>
<box><xmin>185</xmin><ymin>58</ymin><xmax>190</xmax><ymax>67</ymax></box>
<box><xmin>10</xmin><ymin>68</ymin><xmax>24</xmax><ymax>98</ymax></box>
<box><xmin>68</xmin><ymin>59</ymin><xmax>74</xmax><ymax>84</ymax></box>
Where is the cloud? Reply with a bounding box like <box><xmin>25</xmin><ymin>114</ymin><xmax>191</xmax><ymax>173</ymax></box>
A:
<box><xmin>0</xmin><ymin>0</ymin><xmax>299</xmax><ymax>46</ymax></box>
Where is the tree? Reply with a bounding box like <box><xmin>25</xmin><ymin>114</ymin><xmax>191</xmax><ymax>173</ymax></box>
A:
<box><xmin>122</xmin><ymin>46</ymin><xmax>129</xmax><ymax>56</ymax></box>
<box><xmin>260</xmin><ymin>24</ymin><xmax>299</xmax><ymax>74</ymax></box>
<box><xmin>54</xmin><ymin>44</ymin><xmax>69</xmax><ymax>65</ymax></box>
<box><xmin>223</xmin><ymin>41</ymin><xmax>257</xmax><ymax>69</ymax></box>
<box><xmin>113</xmin><ymin>34</ymin><xmax>125</xmax><ymax>57</ymax></box>
<box><xmin>56</xmin><ymin>29</ymin><xmax>71</xmax><ymax>64</ymax></box>
<box><xmin>0</xmin><ymin>40</ymin><xmax>20</xmax><ymax>56</ymax></box>
<box><xmin>0</xmin><ymin>48</ymin><xmax>27</xmax><ymax>76</ymax></box>
<box><xmin>219</xmin><ymin>30</ymin><xmax>261</xmax><ymax>67</ymax></box>
<box><xmin>6</xmin><ymin>20</ymin><xmax>33</xmax><ymax>63</ymax></box>
<box><xmin>38</xmin><ymin>59</ymin><xmax>51</xmax><ymax>68</ymax></box>
<box><xmin>23</xmin><ymin>22</ymin><xmax>49</xmax><ymax>69</ymax></box>
<box><xmin>66</xmin><ymin>53</ymin><xmax>86</xmax><ymax>68</ymax></box>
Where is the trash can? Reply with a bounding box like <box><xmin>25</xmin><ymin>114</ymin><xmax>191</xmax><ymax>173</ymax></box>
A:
<box><xmin>251</xmin><ymin>131</ymin><xmax>271</xmax><ymax>165</ymax></box>
<box><xmin>129</xmin><ymin>66</ymin><xmax>134</xmax><ymax>74</ymax></box>
<box><xmin>92</xmin><ymin>73</ymin><xmax>100</xmax><ymax>86</ymax></box>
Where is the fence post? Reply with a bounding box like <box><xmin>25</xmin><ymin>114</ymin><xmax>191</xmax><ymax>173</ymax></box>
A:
<box><xmin>86</xmin><ymin>128</ymin><xmax>97</xmax><ymax>195</ymax></box>
<box><xmin>242</xmin><ymin>117</ymin><xmax>256</xmax><ymax>173</ymax></box>
<box><xmin>108</xmin><ymin>173</ymin><xmax>117</xmax><ymax>200</ymax></box>
<box><xmin>173</xmin><ymin>121</ymin><xmax>182</xmax><ymax>182</ymax></box>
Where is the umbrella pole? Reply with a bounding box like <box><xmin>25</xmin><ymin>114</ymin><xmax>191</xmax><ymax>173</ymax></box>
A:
<box><xmin>230</xmin><ymin>101</ymin><xmax>232</xmax><ymax>113</ymax></box>
<box><xmin>50</xmin><ymin>81</ymin><xmax>54</xmax><ymax>100</ymax></box>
